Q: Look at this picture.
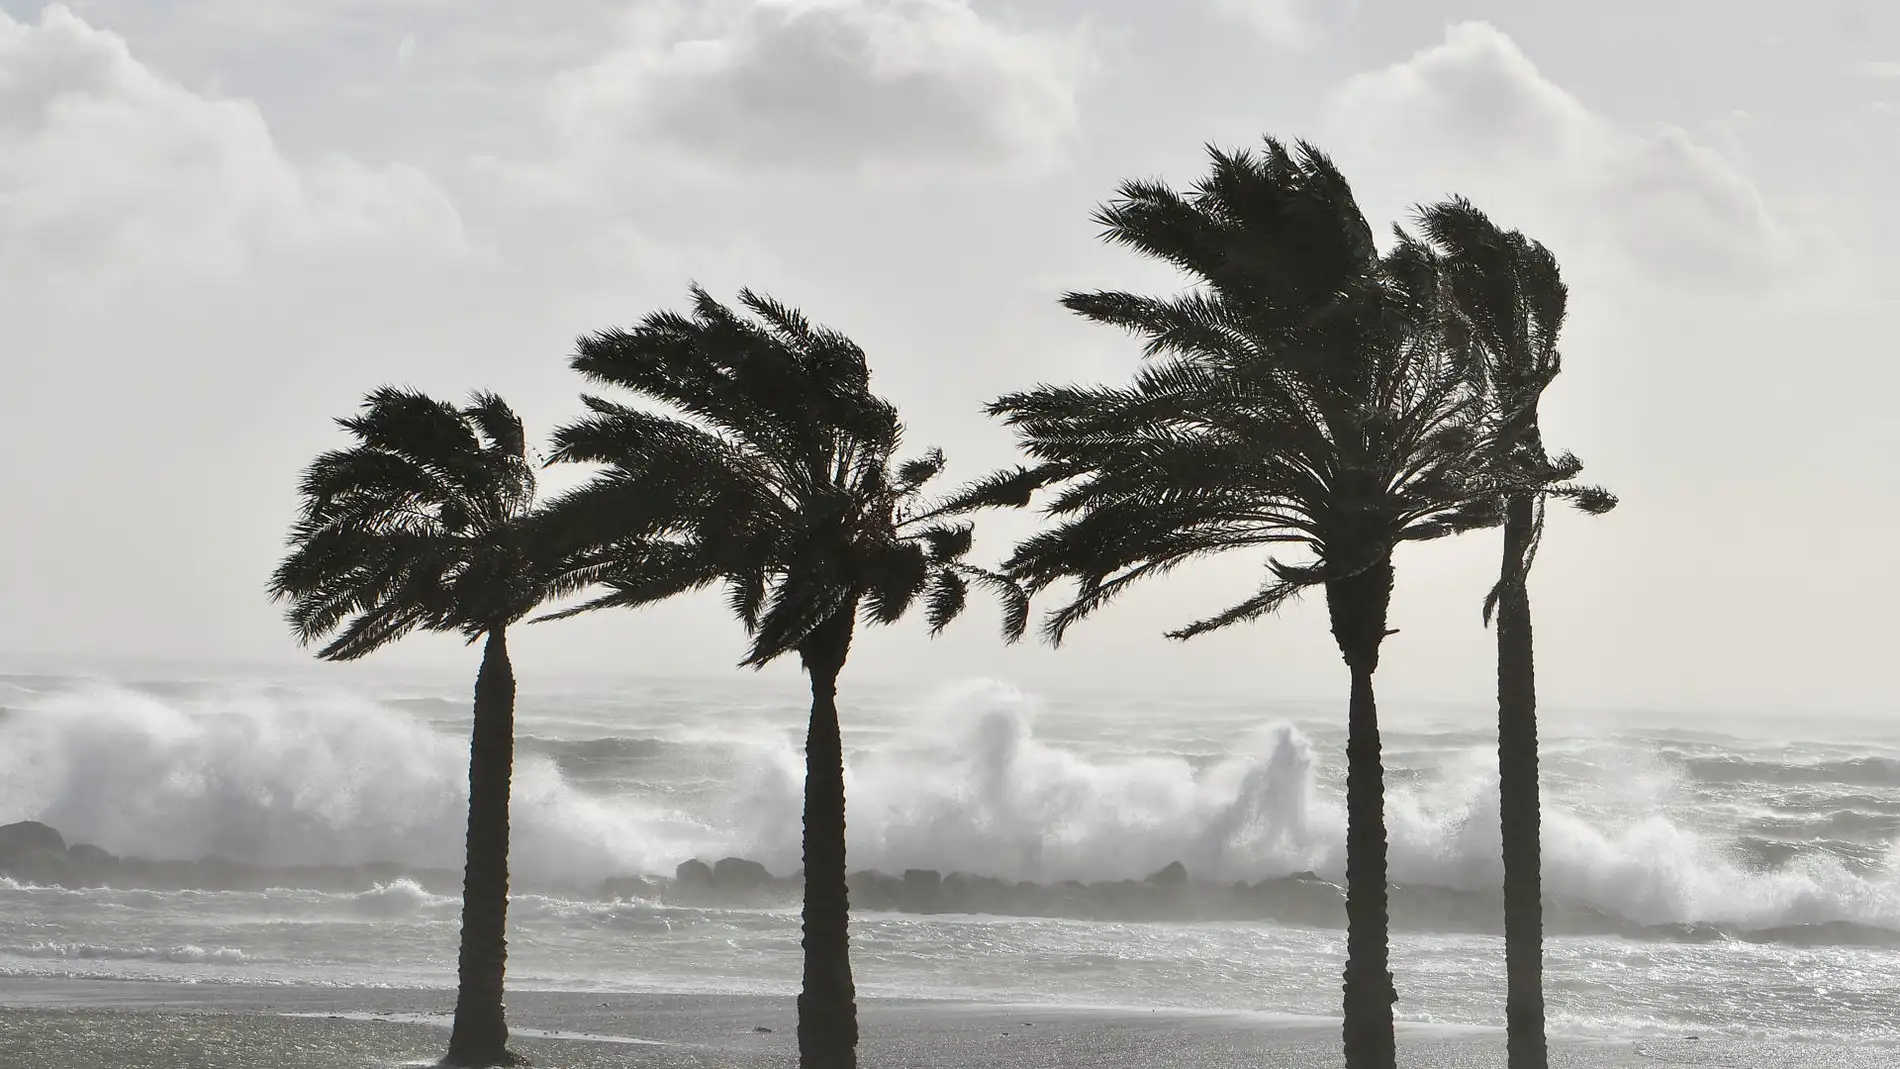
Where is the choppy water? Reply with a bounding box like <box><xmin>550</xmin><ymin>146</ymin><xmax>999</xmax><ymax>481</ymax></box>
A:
<box><xmin>1</xmin><ymin>670</ymin><xmax>1897</xmax><ymax>1043</ymax></box>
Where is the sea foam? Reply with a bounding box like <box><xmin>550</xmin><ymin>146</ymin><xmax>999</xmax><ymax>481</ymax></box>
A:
<box><xmin>3</xmin><ymin>676</ymin><xmax>1896</xmax><ymax>934</ymax></box>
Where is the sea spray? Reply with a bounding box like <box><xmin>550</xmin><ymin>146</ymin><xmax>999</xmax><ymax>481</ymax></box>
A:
<box><xmin>2</xmin><ymin>674</ymin><xmax>1896</xmax><ymax>934</ymax></box>
<box><xmin>0</xmin><ymin>681</ymin><xmax>705</xmax><ymax>883</ymax></box>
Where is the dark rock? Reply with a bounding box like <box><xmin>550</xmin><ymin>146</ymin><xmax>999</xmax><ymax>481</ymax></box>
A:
<box><xmin>1146</xmin><ymin>861</ymin><xmax>1188</xmax><ymax>887</ymax></box>
<box><xmin>712</xmin><ymin>857</ymin><xmax>773</xmax><ymax>892</ymax></box>
<box><xmin>61</xmin><ymin>844</ymin><xmax>118</xmax><ymax>887</ymax></box>
<box><xmin>1100</xmin><ymin>879</ymin><xmax>1165</xmax><ymax>919</ymax></box>
<box><xmin>675</xmin><ymin>858</ymin><xmax>714</xmax><ymax>887</ymax></box>
<box><xmin>66</xmin><ymin>843</ymin><xmax>116</xmax><ymax>866</ymax></box>
<box><xmin>0</xmin><ymin>847</ymin><xmax>72</xmax><ymax>886</ymax></box>
<box><xmin>0</xmin><ymin>821</ymin><xmax>64</xmax><ymax>857</ymax></box>
<box><xmin>1248</xmin><ymin>875</ymin><xmax>1345</xmax><ymax>927</ymax></box>
<box><xmin>848</xmin><ymin>870</ymin><xmax>902</xmax><ymax>911</ymax></box>
<box><xmin>943</xmin><ymin>873</ymin><xmax>1014</xmax><ymax>914</ymax></box>
<box><xmin>901</xmin><ymin>868</ymin><xmax>943</xmax><ymax>912</ymax></box>
<box><xmin>599</xmin><ymin>876</ymin><xmax>655</xmax><ymax>900</ymax></box>
<box><xmin>1389</xmin><ymin>883</ymin><xmax>1501</xmax><ymax>935</ymax></box>
<box><xmin>1012</xmin><ymin>881</ymin><xmax>1056</xmax><ymax>916</ymax></box>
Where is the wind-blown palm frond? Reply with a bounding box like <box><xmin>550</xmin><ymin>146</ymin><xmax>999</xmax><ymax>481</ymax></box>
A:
<box><xmin>539</xmin><ymin>288</ymin><xmax>1022</xmax><ymax>666</ymax></box>
<box><xmin>270</xmin><ymin>389</ymin><xmax>562</xmax><ymax>660</ymax></box>
<box><xmin>968</xmin><ymin>139</ymin><xmax>1528</xmax><ymax>644</ymax></box>
<box><xmin>1411</xmin><ymin>198</ymin><xmax>1618</xmax><ymax>623</ymax></box>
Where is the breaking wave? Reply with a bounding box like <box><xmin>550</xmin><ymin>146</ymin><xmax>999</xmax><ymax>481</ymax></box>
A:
<box><xmin>3</xmin><ymin>677</ymin><xmax>1896</xmax><ymax>937</ymax></box>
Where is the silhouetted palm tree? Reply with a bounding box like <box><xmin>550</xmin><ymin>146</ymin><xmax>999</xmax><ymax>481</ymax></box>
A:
<box><xmin>968</xmin><ymin>140</ymin><xmax>1523</xmax><ymax>1069</ymax></box>
<box><xmin>269</xmin><ymin>388</ymin><xmax>567</xmax><ymax>1068</ymax></box>
<box><xmin>1415</xmin><ymin>199</ymin><xmax>1615</xmax><ymax>1069</ymax></box>
<box><xmin>538</xmin><ymin>286</ymin><xmax>1024</xmax><ymax>1069</ymax></box>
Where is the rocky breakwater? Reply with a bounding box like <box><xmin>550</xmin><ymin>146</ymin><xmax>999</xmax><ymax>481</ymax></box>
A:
<box><xmin>630</xmin><ymin>856</ymin><xmax>1835</xmax><ymax>947</ymax></box>
<box><xmin>0</xmin><ymin>820</ymin><xmax>464</xmax><ymax>895</ymax></box>
<box><xmin>844</xmin><ymin>860</ymin><xmax>1351</xmax><ymax>926</ymax></box>
<box><xmin>632</xmin><ymin>853</ymin><xmax>1350</xmax><ymax>927</ymax></box>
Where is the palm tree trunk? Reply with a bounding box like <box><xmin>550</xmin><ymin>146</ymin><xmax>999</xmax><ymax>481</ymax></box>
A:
<box><xmin>443</xmin><ymin>626</ymin><xmax>520</xmax><ymax>1067</ymax></box>
<box><xmin>1497</xmin><ymin>493</ymin><xmax>1547</xmax><ymax>1069</ymax></box>
<box><xmin>797</xmin><ymin>609</ymin><xmax>858</xmax><ymax>1069</ymax></box>
<box><xmin>1326</xmin><ymin>558</ymin><xmax>1397</xmax><ymax>1069</ymax></box>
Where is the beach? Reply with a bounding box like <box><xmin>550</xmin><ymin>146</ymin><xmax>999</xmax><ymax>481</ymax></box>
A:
<box><xmin>0</xmin><ymin>979</ymin><xmax>1886</xmax><ymax>1069</ymax></box>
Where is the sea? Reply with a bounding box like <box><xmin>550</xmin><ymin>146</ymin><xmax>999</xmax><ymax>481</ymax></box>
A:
<box><xmin>1</xmin><ymin>667</ymin><xmax>1896</xmax><ymax>1046</ymax></box>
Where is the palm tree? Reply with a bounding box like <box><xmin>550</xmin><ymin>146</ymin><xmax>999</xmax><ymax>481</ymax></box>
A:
<box><xmin>537</xmin><ymin>286</ymin><xmax>1024</xmax><ymax>1069</ymax></box>
<box><xmin>967</xmin><ymin>140</ymin><xmax>1529</xmax><ymax>1069</ymax></box>
<box><xmin>1414</xmin><ymin>199</ymin><xmax>1615</xmax><ymax>1069</ymax></box>
<box><xmin>269</xmin><ymin>388</ymin><xmax>565</xmax><ymax>1068</ymax></box>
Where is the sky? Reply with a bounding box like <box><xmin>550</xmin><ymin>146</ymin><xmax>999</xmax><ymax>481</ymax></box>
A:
<box><xmin>1</xmin><ymin>0</ymin><xmax>1897</xmax><ymax>714</ymax></box>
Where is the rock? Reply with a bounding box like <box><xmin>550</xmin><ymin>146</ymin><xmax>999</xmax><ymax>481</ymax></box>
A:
<box><xmin>848</xmin><ymin>870</ymin><xmax>902</xmax><ymax>911</ymax></box>
<box><xmin>1100</xmin><ymin>879</ymin><xmax>1163</xmax><ymax>919</ymax></box>
<box><xmin>943</xmin><ymin>873</ymin><xmax>1014</xmax><ymax>915</ymax></box>
<box><xmin>1248</xmin><ymin>875</ymin><xmax>1345</xmax><ymax>927</ymax></box>
<box><xmin>0</xmin><ymin>821</ymin><xmax>65</xmax><ymax>858</ymax></box>
<box><xmin>1146</xmin><ymin>861</ymin><xmax>1188</xmax><ymax>887</ymax></box>
<box><xmin>675</xmin><ymin>858</ymin><xmax>714</xmax><ymax>887</ymax></box>
<box><xmin>61</xmin><ymin>844</ymin><xmax>118</xmax><ymax>887</ymax></box>
<box><xmin>599</xmin><ymin>876</ymin><xmax>655</xmax><ymax>900</ymax></box>
<box><xmin>0</xmin><ymin>846</ymin><xmax>72</xmax><ymax>886</ymax></box>
<box><xmin>901</xmin><ymin>869</ymin><xmax>943</xmax><ymax>912</ymax></box>
<box><xmin>711</xmin><ymin>857</ymin><xmax>773</xmax><ymax>892</ymax></box>
<box><xmin>1012</xmin><ymin>881</ymin><xmax>1056</xmax><ymax>916</ymax></box>
<box><xmin>67</xmin><ymin>843</ymin><xmax>115</xmax><ymax>866</ymax></box>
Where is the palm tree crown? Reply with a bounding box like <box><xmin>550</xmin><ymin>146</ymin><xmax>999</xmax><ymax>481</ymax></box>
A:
<box><xmin>541</xmin><ymin>284</ymin><xmax>1023</xmax><ymax>657</ymax></box>
<box><xmin>268</xmin><ymin>387</ymin><xmax>551</xmax><ymax>656</ymax></box>
<box><xmin>1413</xmin><ymin>197</ymin><xmax>1616</xmax><ymax>616</ymax></box>
<box><xmin>982</xmin><ymin>140</ymin><xmax>1511</xmax><ymax>646</ymax></box>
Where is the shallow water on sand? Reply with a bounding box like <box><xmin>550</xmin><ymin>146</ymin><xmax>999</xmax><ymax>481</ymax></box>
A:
<box><xmin>1</xmin><ymin>670</ymin><xmax>1897</xmax><ymax>1044</ymax></box>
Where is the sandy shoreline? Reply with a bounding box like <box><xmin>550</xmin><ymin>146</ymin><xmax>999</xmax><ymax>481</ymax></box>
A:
<box><xmin>0</xmin><ymin>979</ymin><xmax>1891</xmax><ymax>1068</ymax></box>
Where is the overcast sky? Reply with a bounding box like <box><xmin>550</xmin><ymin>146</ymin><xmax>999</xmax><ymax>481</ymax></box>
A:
<box><xmin>2</xmin><ymin>0</ymin><xmax>1897</xmax><ymax>713</ymax></box>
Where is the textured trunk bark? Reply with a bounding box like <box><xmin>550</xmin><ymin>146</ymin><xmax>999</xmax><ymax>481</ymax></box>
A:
<box><xmin>1497</xmin><ymin>493</ymin><xmax>1547</xmax><ymax>1069</ymax></box>
<box><xmin>443</xmin><ymin>627</ymin><xmax>520</xmax><ymax>1067</ymax></box>
<box><xmin>797</xmin><ymin>608</ymin><xmax>858</xmax><ymax>1069</ymax></box>
<box><xmin>1326</xmin><ymin>559</ymin><xmax>1397</xmax><ymax>1069</ymax></box>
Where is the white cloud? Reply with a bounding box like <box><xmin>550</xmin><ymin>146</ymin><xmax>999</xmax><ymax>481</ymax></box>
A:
<box><xmin>0</xmin><ymin>5</ymin><xmax>468</xmax><ymax>284</ymax></box>
<box><xmin>1325</xmin><ymin>22</ymin><xmax>1821</xmax><ymax>294</ymax></box>
<box><xmin>1210</xmin><ymin>0</ymin><xmax>1334</xmax><ymax>51</ymax></box>
<box><xmin>548</xmin><ymin>0</ymin><xmax>1087</xmax><ymax>181</ymax></box>
<box><xmin>1857</xmin><ymin>60</ymin><xmax>1900</xmax><ymax>79</ymax></box>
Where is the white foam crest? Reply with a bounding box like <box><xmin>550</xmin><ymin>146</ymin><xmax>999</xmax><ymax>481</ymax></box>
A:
<box><xmin>0</xmin><ymin>681</ymin><xmax>707</xmax><ymax>884</ymax></box>
<box><xmin>0</xmin><ymin>941</ymin><xmax>247</xmax><ymax>964</ymax></box>
<box><xmin>349</xmin><ymin>878</ymin><xmax>456</xmax><ymax>916</ymax></box>
<box><xmin>723</xmin><ymin>681</ymin><xmax>1900</xmax><ymax>931</ymax></box>
<box><xmin>725</xmin><ymin>680</ymin><xmax>1341</xmax><ymax>881</ymax></box>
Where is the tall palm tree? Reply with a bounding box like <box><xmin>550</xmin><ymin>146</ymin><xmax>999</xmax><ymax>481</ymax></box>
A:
<box><xmin>1414</xmin><ymin>199</ymin><xmax>1615</xmax><ymax>1069</ymax></box>
<box><xmin>269</xmin><ymin>388</ymin><xmax>565</xmax><ymax>1068</ymax></box>
<box><xmin>537</xmin><ymin>286</ymin><xmax>1024</xmax><ymax>1069</ymax></box>
<box><xmin>966</xmin><ymin>140</ymin><xmax>1531</xmax><ymax>1069</ymax></box>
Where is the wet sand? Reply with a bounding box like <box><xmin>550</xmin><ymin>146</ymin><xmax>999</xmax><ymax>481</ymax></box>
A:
<box><xmin>0</xmin><ymin>978</ymin><xmax>1886</xmax><ymax>1068</ymax></box>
